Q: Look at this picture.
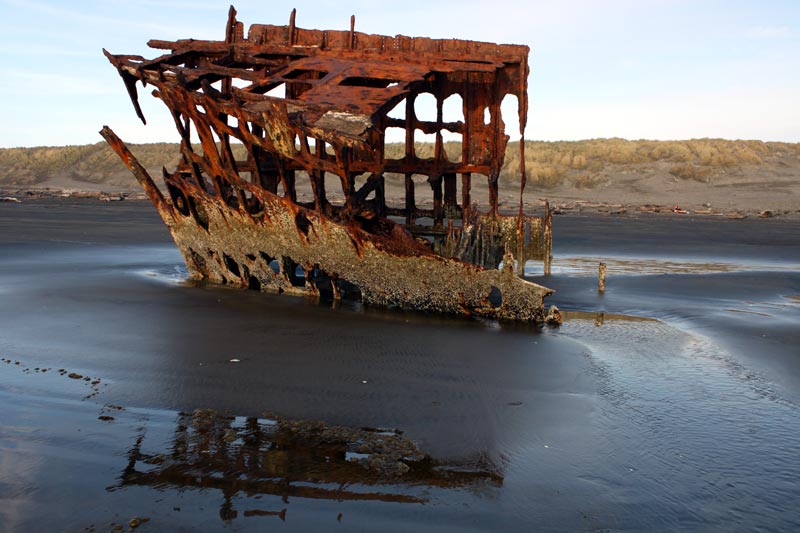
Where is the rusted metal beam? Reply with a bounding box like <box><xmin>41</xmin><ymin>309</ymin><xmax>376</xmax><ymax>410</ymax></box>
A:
<box><xmin>99</xmin><ymin>126</ymin><xmax>166</xmax><ymax>212</ymax></box>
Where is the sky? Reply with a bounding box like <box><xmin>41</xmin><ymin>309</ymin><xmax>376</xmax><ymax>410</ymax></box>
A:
<box><xmin>0</xmin><ymin>0</ymin><xmax>798</xmax><ymax>147</ymax></box>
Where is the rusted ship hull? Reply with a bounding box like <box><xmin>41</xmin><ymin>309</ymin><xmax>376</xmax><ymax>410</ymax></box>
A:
<box><xmin>102</xmin><ymin>6</ymin><xmax>554</xmax><ymax>322</ymax></box>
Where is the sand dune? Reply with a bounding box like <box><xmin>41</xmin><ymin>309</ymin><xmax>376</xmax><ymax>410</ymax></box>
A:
<box><xmin>2</xmin><ymin>138</ymin><xmax>798</xmax><ymax>218</ymax></box>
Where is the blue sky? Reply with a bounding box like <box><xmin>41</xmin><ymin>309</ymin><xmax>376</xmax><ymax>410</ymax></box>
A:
<box><xmin>0</xmin><ymin>0</ymin><xmax>797</xmax><ymax>147</ymax></box>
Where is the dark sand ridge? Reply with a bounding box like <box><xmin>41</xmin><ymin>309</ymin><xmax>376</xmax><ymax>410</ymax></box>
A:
<box><xmin>1</xmin><ymin>199</ymin><xmax>799</xmax><ymax>530</ymax></box>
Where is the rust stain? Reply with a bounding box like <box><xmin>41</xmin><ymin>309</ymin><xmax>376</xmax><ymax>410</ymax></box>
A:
<box><xmin>101</xmin><ymin>5</ymin><xmax>554</xmax><ymax>322</ymax></box>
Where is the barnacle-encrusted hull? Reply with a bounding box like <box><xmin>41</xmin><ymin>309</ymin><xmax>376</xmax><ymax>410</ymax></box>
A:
<box><xmin>102</xmin><ymin>6</ymin><xmax>554</xmax><ymax>321</ymax></box>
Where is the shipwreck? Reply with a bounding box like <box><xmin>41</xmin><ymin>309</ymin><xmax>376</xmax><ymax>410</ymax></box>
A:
<box><xmin>102</xmin><ymin>6</ymin><xmax>554</xmax><ymax>322</ymax></box>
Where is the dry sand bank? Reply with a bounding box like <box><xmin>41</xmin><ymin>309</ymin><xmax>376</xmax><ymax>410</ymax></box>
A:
<box><xmin>2</xmin><ymin>138</ymin><xmax>798</xmax><ymax>219</ymax></box>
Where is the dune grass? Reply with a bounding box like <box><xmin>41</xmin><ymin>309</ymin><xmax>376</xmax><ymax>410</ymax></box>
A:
<box><xmin>1</xmin><ymin>138</ymin><xmax>797</xmax><ymax>189</ymax></box>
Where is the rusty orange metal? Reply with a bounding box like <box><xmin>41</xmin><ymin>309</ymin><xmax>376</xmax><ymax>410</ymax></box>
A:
<box><xmin>102</xmin><ymin>6</ymin><xmax>554</xmax><ymax>322</ymax></box>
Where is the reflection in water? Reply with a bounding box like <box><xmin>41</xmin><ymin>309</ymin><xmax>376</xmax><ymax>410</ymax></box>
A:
<box><xmin>115</xmin><ymin>409</ymin><xmax>502</xmax><ymax>523</ymax></box>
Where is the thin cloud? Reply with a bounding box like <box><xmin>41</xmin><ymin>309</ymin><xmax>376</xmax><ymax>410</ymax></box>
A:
<box><xmin>531</xmin><ymin>85</ymin><xmax>800</xmax><ymax>142</ymax></box>
<box><xmin>747</xmin><ymin>26</ymin><xmax>791</xmax><ymax>38</ymax></box>
<box><xmin>0</xmin><ymin>44</ymin><xmax>95</xmax><ymax>57</ymax></box>
<box><xmin>111</xmin><ymin>0</ymin><xmax>222</xmax><ymax>9</ymax></box>
<box><xmin>2</xmin><ymin>0</ymin><xmax>218</xmax><ymax>37</ymax></box>
<box><xmin>3</xmin><ymin>70</ymin><xmax>118</xmax><ymax>95</ymax></box>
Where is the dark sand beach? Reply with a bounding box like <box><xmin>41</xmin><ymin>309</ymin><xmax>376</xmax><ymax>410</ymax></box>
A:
<box><xmin>1</xmin><ymin>199</ymin><xmax>799</xmax><ymax>531</ymax></box>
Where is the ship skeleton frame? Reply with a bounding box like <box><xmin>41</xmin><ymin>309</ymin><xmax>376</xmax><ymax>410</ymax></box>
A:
<box><xmin>102</xmin><ymin>5</ymin><xmax>554</xmax><ymax>322</ymax></box>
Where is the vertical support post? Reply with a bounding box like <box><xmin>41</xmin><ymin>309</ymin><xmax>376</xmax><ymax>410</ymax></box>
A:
<box><xmin>309</xmin><ymin>170</ymin><xmax>326</xmax><ymax>211</ymax></box>
<box><xmin>261</xmin><ymin>173</ymin><xmax>279</xmax><ymax>194</ymax></box>
<box><xmin>288</xmin><ymin>8</ymin><xmax>296</xmax><ymax>45</ymax></box>
<box><xmin>434</xmin><ymin>92</ymin><xmax>444</xmax><ymax>162</ymax></box>
<box><xmin>443</xmin><ymin>172</ymin><xmax>457</xmax><ymax>214</ymax></box>
<box><xmin>339</xmin><ymin>145</ymin><xmax>353</xmax><ymax>212</ymax></box>
<box><xmin>461</xmin><ymin>81</ymin><xmax>470</xmax><ymax>167</ymax></box>
<box><xmin>461</xmin><ymin>172</ymin><xmax>471</xmax><ymax>222</ymax></box>
<box><xmin>405</xmin><ymin>94</ymin><xmax>415</xmax><ymax>160</ymax></box>
<box><xmin>257</xmin><ymin>150</ymin><xmax>279</xmax><ymax>194</ymax></box>
<box><xmin>515</xmin><ymin>122</ymin><xmax>527</xmax><ymax>277</ymax></box>
<box><xmin>430</xmin><ymin>175</ymin><xmax>443</xmax><ymax>228</ymax></box>
<box><xmin>344</xmin><ymin>172</ymin><xmax>356</xmax><ymax>212</ymax></box>
<box><xmin>404</xmin><ymin>173</ymin><xmax>415</xmax><ymax>225</ymax></box>
<box><xmin>518</xmin><ymin>52</ymin><xmax>529</xmax><ymax>214</ymax></box>
<box><xmin>375</xmin><ymin>174</ymin><xmax>386</xmax><ymax>218</ymax></box>
<box><xmin>225</xmin><ymin>6</ymin><xmax>238</xmax><ymax>43</ymax></box>
<box><xmin>274</xmin><ymin>157</ymin><xmax>291</xmax><ymax>199</ymax></box>
<box><xmin>518</xmin><ymin>135</ymin><xmax>526</xmax><ymax>212</ymax></box>
<box><xmin>404</xmin><ymin>94</ymin><xmax>417</xmax><ymax>225</ymax></box>
<box><xmin>283</xmin><ymin>169</ymin><xmax>297</xmax><ymax>202</ymax></box>
<box><xmin>488</xmin><ymin>80</ymin><xmax>501</xmax><ymax>217</ymax></box>
<box><xmin>544</xmin><ymin>200</ymin><xmax>552</xmax><ymax>275</ymax></box>
<box><xmin>598</xmin><ymin>262</ymin><xmax>607</xmax><ymax>293</ymax></box>
<box><xmin>488</xmin><ymin>174</ymin><xmax>499</xmax><ymax>216</ymax></box>
<box><xmin>222</xmin><ymin>6</ymin><xmax>237</xmax><ymax>96</ymax></box>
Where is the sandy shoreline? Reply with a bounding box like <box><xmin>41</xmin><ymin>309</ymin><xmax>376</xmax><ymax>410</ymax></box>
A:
<box><xmin>3</xmin><ymin>181</ymin><xmax>797</xmax><ymax>221</ymax></box>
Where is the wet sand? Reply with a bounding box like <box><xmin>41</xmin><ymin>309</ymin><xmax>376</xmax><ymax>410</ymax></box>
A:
<box><xmin>1</xmin><ymin>199</ymin><xmax>799</xmax><ymax>531</ymax></box>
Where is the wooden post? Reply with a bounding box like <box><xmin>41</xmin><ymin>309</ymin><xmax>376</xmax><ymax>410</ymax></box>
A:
<box><xmin>594</xmin><ymin>312</ymin><xmax>604</xmax><ymax>327</ymax></box>
<box><xmin>598</xmin><ymin>262</ymin><xmax>607</xmax><ymax>293</ymax></box>
<box><xmin>543</xmin><ymin>200</ymin><xmax>552</xmax><ymax>275</ymax></box>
